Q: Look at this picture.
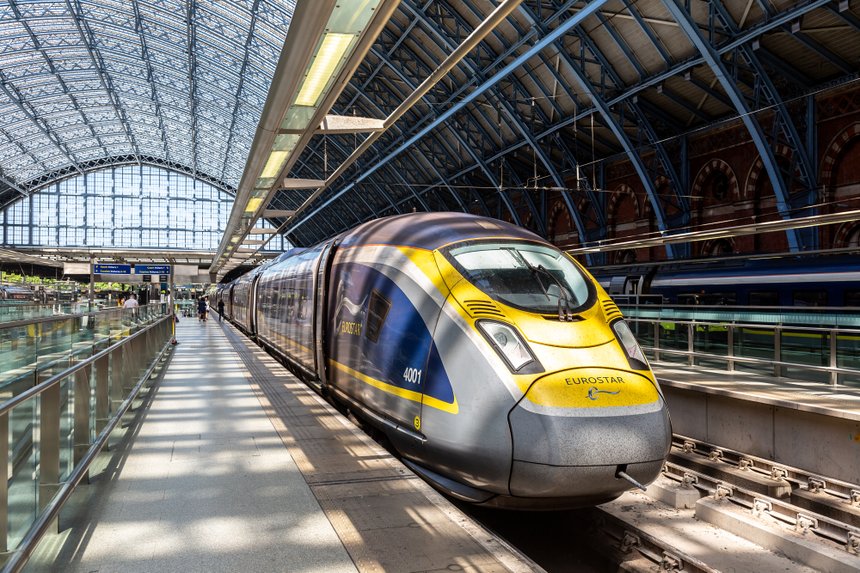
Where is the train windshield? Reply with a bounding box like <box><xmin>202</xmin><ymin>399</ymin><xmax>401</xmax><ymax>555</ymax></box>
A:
<box><xmin>445</xmin><ymin>241</ymin><xmax>593</xmax><ymax>314</ymax></box>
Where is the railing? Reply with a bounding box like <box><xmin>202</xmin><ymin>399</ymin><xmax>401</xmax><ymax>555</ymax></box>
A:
<box><xmin>0</xmin><ymin>313</ymin><xmax>174</xmax><ymax>572</ymax></box>
<box><xmin>624</xmin><ymin>315</ymin><xmax>860</xmax><ymax>387</ymax></box>
<box><xmin>0</xmin><ymin>303</ymin><xmax>167</xmax><ymax>394</ymax></box>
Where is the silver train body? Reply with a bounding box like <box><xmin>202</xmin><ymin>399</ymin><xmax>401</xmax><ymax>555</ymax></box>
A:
<box><xmin>219</xmin><ymin>213</ymin><xmax>672</xmax><ymax>508</ymax></box>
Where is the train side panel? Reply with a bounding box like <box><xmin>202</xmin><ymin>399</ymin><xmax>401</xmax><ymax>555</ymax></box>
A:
<box><xmin>326</xmin><ymin>245</ymin><xmax>439</xmax><ymax>443</ymax></box>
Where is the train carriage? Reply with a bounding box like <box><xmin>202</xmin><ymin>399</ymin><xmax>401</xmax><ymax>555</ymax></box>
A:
<box><xmin>224</xmin><ymin>212</ymin><xmax>672</xmax><ymax>508</ymax></box>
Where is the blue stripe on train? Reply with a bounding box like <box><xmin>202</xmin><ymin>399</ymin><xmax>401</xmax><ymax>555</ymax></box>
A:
<box><xmin>328</xmin><ymin>263</ymin><xmax>454</xmax><ymax>405</ymax></box>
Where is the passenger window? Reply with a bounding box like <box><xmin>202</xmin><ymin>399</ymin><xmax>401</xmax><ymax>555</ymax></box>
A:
<box><xmin>365</xmin><ymin>290</ymin><xmax>391</xmax><ymax>343</ymax></box>
<box><xmin>749</xmin><ymin>291</ymin><xmax>779</xmax><ymax>306</ymax></box>
<box><xmin>793</xmin><ymin>290</ymin><xmax>827</xmax><ymax>307</ymax></box>
<box><xmin>845</xmin><ymin>289</ymin><xmax>860</xmax><ymax>307</ymax></box>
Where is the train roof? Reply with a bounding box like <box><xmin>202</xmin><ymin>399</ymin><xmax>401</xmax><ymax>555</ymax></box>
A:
<box><xmin>337</xmin><ymin>212</ymin><xmax>542</xmax><ymax>251</ymax></box>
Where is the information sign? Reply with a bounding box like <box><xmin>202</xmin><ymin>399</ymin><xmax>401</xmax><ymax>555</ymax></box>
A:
<box><xmin>94</xmin><ymin>264</ymin><xmax>131</xmax><ymax>275</ymax></box>
<box><xmin>134</xmin><ymin>264</ymin><xmax>171</xmax><ymax>275</ymax></box>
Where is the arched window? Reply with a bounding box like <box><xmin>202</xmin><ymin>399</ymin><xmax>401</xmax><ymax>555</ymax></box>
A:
<box><xmin>1</xmin><ymin>165</ymin><xmax>286</xmax><ymax>251</ymax></box>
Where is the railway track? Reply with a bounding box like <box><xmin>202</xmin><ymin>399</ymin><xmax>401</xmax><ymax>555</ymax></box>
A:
<box><xmin>459</xmin><ymin>434</ymin><xmax>860</xmax><ymax>572</ymax></box>
<box><xmin>584</xmin><ymin>435</ymin><xmax>860</xmax><ymax>572</ymax></box>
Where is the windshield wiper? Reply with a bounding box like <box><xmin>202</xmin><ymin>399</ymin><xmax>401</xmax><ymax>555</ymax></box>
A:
<box><xmin>537</xmin><ymin>264</ymin><xmax>574</xmax><ymax>321</ymax></box>
<box><xmin>503</xmin><ymin>248</ymin><xmax>573</xmax><ymax>321</ymax></box>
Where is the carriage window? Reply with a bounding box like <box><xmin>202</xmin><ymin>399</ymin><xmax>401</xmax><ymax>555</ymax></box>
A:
<box><xmin>793</xmin><ymin>290</ymin><xmax>827</xmax><ymax>307</ymax></box>
<box><xmin>846</xmin><ymin>289</ymin><xmax>860</xmax><ymax>307</ymax></box>
<box><xmin>749</xmin><ymin>291</ymin><xmax>779</xmax><ymax>306</ymax></box>
<box><xmin>365</xmin><ymin>290</ymin><xmax>391</xmax><ymax>343</ymax></box>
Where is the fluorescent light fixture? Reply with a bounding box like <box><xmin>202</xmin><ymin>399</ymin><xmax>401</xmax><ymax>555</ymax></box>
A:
<box><xmin>295</xmin><ymin>33</ymin><xmax>354</xmax><ymax>107</ymax></box>
<box><xmin>261</xmin><ymin>150</ymin><xmax>289</xmax><ymax>179</ymax></box>
<box><xmin>245</xmin><ymin>197</ymin><xmax>264</xmax><ymax>214</ymax></box>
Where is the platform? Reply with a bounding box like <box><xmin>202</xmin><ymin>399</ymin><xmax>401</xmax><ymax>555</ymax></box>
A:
<box><xmin>653</xmin><ymin>362</ymin><xmax>860</xmax><ymax>485</ymax></box>
<box><xmin>33</xmin><ymin>316</ymin><xmax>534</xmax><ymax>572</ymax></box>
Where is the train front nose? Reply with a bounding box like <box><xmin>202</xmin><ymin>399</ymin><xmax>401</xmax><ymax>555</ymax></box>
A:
<box><xmin>507</xmin><ymin>368</ymin><xmax>671</xmax><ymax>504</ymax></box>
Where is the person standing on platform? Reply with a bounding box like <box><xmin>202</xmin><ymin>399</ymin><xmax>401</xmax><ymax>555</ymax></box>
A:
<box><xmin>217</xmin><ymin>299</ymin><xmax>224</xmax><ymax>322</ymax></box>
<box><xmin>123</xmin><ymin>293</ymin><xmax>139</xmax><ymax>319</ymax></box>
<box><xmin>197</xmin><ymin>296</ymin><xmax>208</xmax><ymax>322</ymax></box>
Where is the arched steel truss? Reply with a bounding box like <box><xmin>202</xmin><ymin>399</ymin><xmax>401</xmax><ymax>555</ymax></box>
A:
<box><xmin>1</xmin><ymin>0</ymin><xmax>858</xmax><ymax>261</ymax></box>
<box><xmin>285</xmin><ymin>0</ymin><xmax>858</xmax><ymax>259</ymax></box>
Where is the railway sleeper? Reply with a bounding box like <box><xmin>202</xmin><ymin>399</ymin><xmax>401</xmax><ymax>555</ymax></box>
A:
<box><xmin>792</xmin><ymin>486</ymin><xmax>860</xmax><ymax>529</ymax></box>
<box><xmin>696</xmin><ymin>496</ymin><xmax>860</xmax><ymax>573</ymax></box>
<box><xmin>588</xmin><ymin>511</ymin><xmax>718</xmax><ymax>573</ymax></box>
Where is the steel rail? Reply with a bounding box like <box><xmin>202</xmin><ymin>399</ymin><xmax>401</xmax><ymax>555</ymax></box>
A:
<box><xmin>672</xmin><ymin>436</ymin><xmax>860</xmax><ymax>503</ymax></box>
<box><xmin>1</xmin><ymin>322</ymin><xmax>173</xmax><ymax>573</ymax></box>
<box><xmin>661</xmin><ymin>460</ymin><xmax>860</xmax><ymax>553</ymax></box>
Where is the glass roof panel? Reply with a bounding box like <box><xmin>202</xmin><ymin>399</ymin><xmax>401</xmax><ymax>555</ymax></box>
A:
<box><xmin>0</xmin><ymin>0</ymin><xmax>296</xmax><ymax>209</ymax></box>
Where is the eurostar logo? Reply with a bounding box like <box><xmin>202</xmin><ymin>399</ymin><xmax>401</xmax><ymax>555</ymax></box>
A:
<box><xmin>587</xmin><ymin>386</ymin><xmax>620</xmax><ymax>401</ymax></box>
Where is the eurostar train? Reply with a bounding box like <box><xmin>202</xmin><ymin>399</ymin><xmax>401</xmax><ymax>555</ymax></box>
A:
<box><xmin>219</xmin><ymin>212</ymin><xmax>671</xmax><ymax>508</ymax></box>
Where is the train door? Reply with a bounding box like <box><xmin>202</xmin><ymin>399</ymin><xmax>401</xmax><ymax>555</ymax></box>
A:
<box><xmin>249</xmin><ymin>271</ymin><xmax>261</xmax><ymax>335</ymax></box>
<box><xmin>313</xmin><ymin>241</ymin><xmax>337</xmax><ymax>386</ymax></box>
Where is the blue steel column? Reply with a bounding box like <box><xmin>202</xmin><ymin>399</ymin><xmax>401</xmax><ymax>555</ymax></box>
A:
<box><xmin>661</xmin><ymin>0</ymin><xmax>803</xmax><ymax>252</ymax></box>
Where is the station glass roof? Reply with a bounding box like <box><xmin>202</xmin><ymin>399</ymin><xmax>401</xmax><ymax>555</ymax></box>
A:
<box><xmin>0</xmin><ymin>0</ymin><xmax>296</xmax><ymax>209</ymax></box>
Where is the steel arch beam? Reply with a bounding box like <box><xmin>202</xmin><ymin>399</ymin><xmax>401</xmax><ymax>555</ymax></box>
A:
<box><xmin>365</xmin><ymin>35</ymin><xmax>519</xmax><ymax>223</ymax></box>
<box><xmin>66</xmin><ymin>0</ymin><xmax>140</xmax><ymax>162</ymax></box>
<box><xmin>707</xmin><ymin>2</ymin><xmax>818</xmax><ymax>209</ymax></box>
<box><xmin>295</xmin><ymin>130</ymin><xmax>408</xmax><ymax>219</ymax></box>
<box><xmin>418</xmin><ymin>0</ymin><xmax>592</xmax><ymax>240</ymax></box>
<box><xmin>132</xmin><ymin>1</ymin><xmax>170</xmax><ymax>162</ymax></box>
<box><xmin>218</xmin><ymin>0</ymin><xmax>261</xmax><ymax>182</ymax></box>
<box><xmin>661</xmin><ymin>0</ymin><xmax>802</xmax><ymax>252</ymax></box>
<box><xmin>287</xmin><ymin>0</ymin><xmax>613</xmax><ymax>239</ymax></box>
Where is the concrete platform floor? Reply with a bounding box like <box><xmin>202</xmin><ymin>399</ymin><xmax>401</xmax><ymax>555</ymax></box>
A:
<box><xmin>31</xmin><ymin>316</ymin><xmax>533</xmax><ymax>573</ymax></box>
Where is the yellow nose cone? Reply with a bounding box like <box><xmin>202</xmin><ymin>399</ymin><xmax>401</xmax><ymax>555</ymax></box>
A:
<box><xmin>524</xmin><ymin>367</ymin><xmax>660</xmax><ymax>408</ymax></box>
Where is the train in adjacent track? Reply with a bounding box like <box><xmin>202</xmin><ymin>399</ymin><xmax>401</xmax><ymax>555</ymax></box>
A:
<box><xmin>216</xmin><ymin>212</ymin><xmax>671</xmax><ymax>509</ymax></box>
<box><xmin>598</xmin><ymin>255</ymin><xmax>860</xmax><ymax>307</ymax></box>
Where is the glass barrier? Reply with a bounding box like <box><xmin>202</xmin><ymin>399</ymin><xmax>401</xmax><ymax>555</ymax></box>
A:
<box><xmin>0</xmin><ymin>304</ymin><xmax>167</xmax><ymax>401</ymax></box>
<box><xmin>0</xmin><ymin>315</ymin><xmax>173</xmax><ymax>569</ymax></box>
<box><xmin>627</xmin><ymin>312</ymin><xmax>860</xmax><ymax>388</ymax></box>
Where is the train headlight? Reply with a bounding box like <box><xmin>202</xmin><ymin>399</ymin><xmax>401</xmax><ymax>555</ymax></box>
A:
<box><xmin>611</xmin><ymin>319</ymin><xmax>650</xmax><ymax>371</ymax></box>
<box><xmin>477</xmin><ymin>320</ymin><xmax>538</xmax><ymax>372</ymax></box>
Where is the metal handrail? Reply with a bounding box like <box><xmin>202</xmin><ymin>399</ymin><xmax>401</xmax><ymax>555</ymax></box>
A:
<box><xmin>1</xmin><ymin>318</ymin><xmax>174</xmax><ymax>573</ymax></box>
<box><xmin>647</xmin><ymin>347</ymin><xmax>859</xmax><ymax>375</ymax></box>
<box><xmin>0</xmin><ymin>302</ymin><xmax>165</xmax><ymax>332</ymax></box>
<box><xmin>0</xmin><ymin>314</ymin><xmax>172</xmax><ymax>416</ymax></box>
<box><xmin>628</xmin><ymin>316</ymin><xmax>860</xmax><ymax>336</ymax></box>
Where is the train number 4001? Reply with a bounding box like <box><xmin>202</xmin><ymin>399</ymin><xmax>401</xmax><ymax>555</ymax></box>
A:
<box><xmin>403</xmin><ymin>367</ymin><xmax>422</xmax><ymax>385</ymax></box>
